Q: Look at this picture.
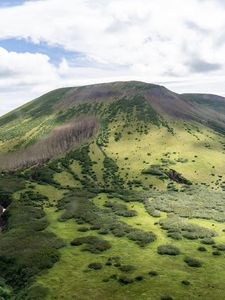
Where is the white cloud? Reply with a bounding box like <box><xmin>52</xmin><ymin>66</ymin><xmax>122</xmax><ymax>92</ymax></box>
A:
<box><xmin>0</xmin><ymin>0</ymin><xmax>225</xmax><ymax>115</ymax></box>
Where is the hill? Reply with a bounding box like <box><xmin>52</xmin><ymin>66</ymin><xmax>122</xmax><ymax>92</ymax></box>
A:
<box><xmin>0</xmin><ymin>81</ymin><xmax>225</xmax><ymax>300</ymax></box>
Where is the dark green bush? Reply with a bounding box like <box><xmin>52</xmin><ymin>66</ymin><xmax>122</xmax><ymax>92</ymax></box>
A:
<box><xmin>78</xmin><ymin>227</ymin><xmax>89</xmax><ymax>232</ymax></box>
<box><xmin>16</xmin><ymin>284</ymin><xmax>49</xmax><ymax>300</ymax></box>
<box><xmin>212</xmin><ymin>251</ymin><xmax>221</xmax><ymax>256</ymax></box>
<box><xmin>214</xmin><ymin>244</ymin><xmax>225</xmax><ymax>251</ymax></box>
<box><xmin>118</xmin><ymin>275</ymin><xmax>134</xmax><ymax>285</ymax></box>
<box><xmin>135</xmin><ymin>275</ymin><xmax>144</xmax><ymax>281</ymax></box>
<box><xmin>201</xmin><ymin>238</ymin><xmax>215</xmax><ymax>245</ymax></box>
<box><xmin>161</xmin><ymin>296</ymin><xmax>173</xmax><ymax>300</ymax></box>
<box><xmin>157</xmin><ymin>245</ymin><xmax>180</xmax><ymax>256</ymax></box>
<box><xmin>148</xmin><ymin>271</ymin><xmax>158</xmax><ymax>276</ymax></box>
<box><xmin>198</xmin><ymin>246</ymin><xmax>207</xmax><ymax>252</ymax></box>
<box><xmin>181</xmin><ymin>280</ymin><xmax>190</xmax><ymax>286</ymax></box>
<box><xmin>127</xmin><ymin>229</ymin><xmax>156</xmax><ymax>247</ymax></box>
<box><xmin>167</xmin><ymin>232</ymin><xmax>182</xmax><ymax>240</ymax></box>
<box><xmin>119</xmin><ymin>265</ymin><xmax>136</xmax><ymax>273</ymax></box>
<box><xmin>71</xmin><ymin>236</ymin><xmax>111</xmax><ymax>253</ymax></box>
<box><xmin>184</xmin><ymin>257</ymin><xmax>202</xmax><ymax>268</ymax></box>
<box><xmin>88</xmin><ymin>262</ymin><xmax>103</xmax><ymax>270</ymax></box>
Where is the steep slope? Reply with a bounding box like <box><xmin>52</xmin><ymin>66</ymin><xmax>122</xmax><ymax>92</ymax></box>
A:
<box><xmin>1</xmin><ymin>81</ymin><xmax>225</xmax><ymax>300</ymax></box>
<box><xmin>1</xmin><ymin>81</ymin><xmax>225</xmax><ymax>155</ymax></box>
<box><xmin>181</xmin><ymin>93</ymin><xmax>225</xmax><ymax>134</ymax></box>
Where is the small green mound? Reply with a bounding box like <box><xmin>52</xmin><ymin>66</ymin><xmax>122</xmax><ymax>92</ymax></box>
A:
<box><xmin>71</xmin><ymin>236</ymin><xmax>111</xmax><ymax>253</ymax></box>
<box><xmin>157</xmin><ymin>245</ymin><xmax>180</xmax><ymax>256</ymax></box>
<box><xmin>88</xmin><ymin>263</ymin><xmax>103</xmax><ymax>270</ymax></box>
<box><xmin>184</xmin><ymin>257</ymin><xmax>202</xmax><ymax>268</ymax></box>
<box><xmin>118</xmin><ymin>275</ymin><xmax>134</xmax><ymax>285</ymax></box>
<box><xmin>119</xmin><ymin>265</ymin><xmax>136</xmax><ymax>273</ymax></box>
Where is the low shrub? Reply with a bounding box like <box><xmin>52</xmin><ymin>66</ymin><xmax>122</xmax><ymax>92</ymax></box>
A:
<box><xmin>88</xmin><ymin>262</ymin><xmax>103</xmax><ymax>270</ymax></box>
<box><xmin>167</xmin><ymin>232</ymin><xmax>182</xmax><ymax>240</ymax></box>
<box><xmin>118</xmin><ymin>275</ymin><xmax>134</xmax><ymax>285</ymax></box>
<box><xmin>157</xmin><ymin>245</ymin><xmax>180</xmax><ymax>256</ymax></box>
<box><xmin>71</xmin><ymin>236</ymin><xmax>111</xmax><ymax>253</ymax></box>
<box><xmin>16</xmin><ymin>284</ymin><xmax>49</xmax><ymax>300</ymax></box>
<box><xmin>78</xmin><ymin>227</ymin><xmax>89</xmax><ymax>232</ymax></box>
<box><xmin>212</xmin><ymin>251</ymin><xmax>221</xmax><ymax>256</ymax></box>
<box><xmin>119</xmin><ymin>265</ymin><xmax>136</xmax><ymax>273</ymax></box>
<box><xmin>181</xmin><ymin>280</ymin><xmax>190</xmax><ymax>286</ymax></box>
<box><xmin>201</xmin><ymin>238</ymin><xmax>215</xmax><ymax>245</ymax></box>
<box><xmin>127</xmin><ymin>229</ymin><xmax>156</xmax><ymax>247</ymax></box>
<box><xmin>161</xmin><ymin>296</ymin><xmax>173</xmax><ymax>300</ymax></box>
<box><xmin>135</xmin><ymin>275</ymin><xmax>144</xmax><ymax>281</ymax></box>
<box><xmin>184</xmin><ymin>257</ymin><xmax>202</xmax><ymax>268</ymax></box>
<box><xmin>160</xmin><ymin>217</ymin><xmax>216</xmax><ymax>241</ymax></box>
<box><xmin>214</xmin><ymin>244</ymin><xmax>225</xmax><ymax>251</ymax></box>
<box><xmin>148</xmin><ymin>271</ymin><xmax>158</xmax><ymax>276</ymax></box>
<box><xmin>197</xmin><ymin>246</ymin><xmax>207</xmax><ymax>252</ymax></box>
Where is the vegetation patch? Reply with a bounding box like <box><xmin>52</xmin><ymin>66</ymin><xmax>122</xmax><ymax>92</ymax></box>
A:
<box><xmin>159</xmin><ymin>216</ymin><xmax>216</xmax><ymax>240</ymax></box>
<box><xmin>184</xmin><ymin>257</ymin><xmax>203</xmax><ymax>268</ymax></box>
<box><xmin>71</xmin><ymin>236</ymin><xmax>111</xmax><ymax>253</ymax></box>
<box><xmin>157</xmin><ymin>244</ymin><xmax>180</xmax><ymax>256</ymax></box>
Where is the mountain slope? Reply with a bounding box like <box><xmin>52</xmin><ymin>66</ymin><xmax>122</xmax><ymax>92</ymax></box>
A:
<box><xmin>1</xmin><ymin>81</ymin><xmax>225</xmax><ymax>300</ymax></box>
<box><xmin>1</xmin><ymin>81</ymin><xmax>225</xmax><ymax>154</ymax></box>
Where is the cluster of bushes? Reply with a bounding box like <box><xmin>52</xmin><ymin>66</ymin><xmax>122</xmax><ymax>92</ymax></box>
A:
<box><xmin>106</xmin><ymin>95</ymin><xmax>161</xmax><ymax>127</ymax></box>
<box><xmin>104</xmin><ymin>200</ymin><xmax>137</xmax><ymax>217</ymax></box>
<box><xmin>0</xmin><ymin>191</ymin><xmax>64</xmax><ymax>296</ymax></box>
<box><xmin>103</xmin><ymin>156</ymin><xmax>124</xmax><ymax>189</ymax></box>
<box><xmin>0</xmin><ymin>278</ymin><xmax>11</xmax><ymax>300</ymax></box>
<box><xmin>119</xmin><ymin>264</ymin><xmax>136</xmax><ymax>273</ymax></box>
<box><xmin>23</xmin><ymin>166</ymin><xmax>57</xmax><ymax>185</ymax></box>
<box><xmin>96</xmin><ymin>122</ymin><xmax>110</xmax><ymax>147</ymax></box>
<box><xmin>159</xmin><ymin>215</ymin><xmax>216</xmax><ymax>240</ymax></box>
<box><xmin>157</xmin><ymin>244</ymin><xmax>180</xmax><ymax>256</ymax></box>
<box><xmin>213</xmin><ymin>244</ymin><xmax>225</xmax><ymax>251</ymax></box>
<box><xmin>71</xmin><ymin>236</ymin><xmax>111</xmax><ymax>253</ymax></box>
<box><xmin>150</xmin><ymin>186</ymin><xmax>225</xmax><ymax>222</ymax></box>
<box><xmin>19</xmin><ymin>190</ymin><xmax>49</xmax><ymax>208</ymax></box>
<box><xmin>16</xmin><ymin>284</ymin><xmax>49</xmax><ymax>300</ymax></box>
<box><xmin>58</xmin><ymin>191</ymin><xmax>156</xmax><ymax>247</ymax></box>
<box><xmin>114</xmin><ymin>132</ymin><xmax>122</xmax><ymax>142</ymax></box>
<box><xmin>68</xmin><ymin>145</ymin><xmax>97</xmax><ymax>183</ymax></box>
<box><xmin>127</xmin><ymin>179</ymin><xmax>143</xmax><ymax>188</ymax></box>
<box><xmin>88</xmin><ymin>262</ymin><xmax>103</xmax><ymax>270</ymax></box>
<box><xmin>127</xmin><ymin>229</ymin><xmax>156</xmax><ymax>247</ymax></box>
<box><xmin>184</xmin><ymin>257</ymin><xmax>202</xmax><ymax>268</ymax></box>
<box><xmin>144</xmin><ymin>199</ymin><xmax>161</xmax><ymax>218</ymax></box>
<box><xmin>0</xmin><ymin>175</ymin><xmax>26</xmax><ymax>194</ymax></box>
<box><xmin>105</xmin><ymin>256</ymin><xmax>121</xmax><ymax>266</ymax></box>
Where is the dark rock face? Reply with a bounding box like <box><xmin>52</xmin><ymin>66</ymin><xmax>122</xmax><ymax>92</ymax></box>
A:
<box><xmin>165</xmin><ymin>169</ymin><xmax>191</xmax><ymax>185</ymax></box>
<box><xmin>0</xmin><ymin>205</ymin><xmax>4</xmax><ymax>231</ymax></box>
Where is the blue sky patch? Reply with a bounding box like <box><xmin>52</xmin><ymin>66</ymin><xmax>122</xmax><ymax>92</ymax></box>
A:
<box><xmin>0</xmin><ymin>38</ymin><xmax>86</xmax><ymax>66</ymax></box>
<box><xmin>0</xmin><ymin>0</ymin><xmax>28</xmax><ymax>7</ymax></box>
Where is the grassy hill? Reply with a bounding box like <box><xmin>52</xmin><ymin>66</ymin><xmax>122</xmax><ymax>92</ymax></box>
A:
<box><xmin>0</xmin><ymin>81</ymin><xmax>225</xmax><ymax>300</ymax></box>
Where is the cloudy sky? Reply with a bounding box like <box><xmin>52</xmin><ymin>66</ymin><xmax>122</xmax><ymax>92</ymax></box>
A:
<box><xmin>0</xmin><ymin>0</ymin><xmax>225</xmax><ymax>116</ymax></box>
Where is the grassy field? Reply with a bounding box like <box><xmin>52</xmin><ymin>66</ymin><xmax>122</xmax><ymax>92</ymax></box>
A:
<box><xmin>33</xmin><ymin>186</ymin><xmax>225</xmax><ymax>300</ymax></box>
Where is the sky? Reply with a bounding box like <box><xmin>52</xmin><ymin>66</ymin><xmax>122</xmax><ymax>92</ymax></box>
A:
<box><xmin>1</xmin><ymin>0</ymin><xmax>225</xmax><ymax>116</ymax></box>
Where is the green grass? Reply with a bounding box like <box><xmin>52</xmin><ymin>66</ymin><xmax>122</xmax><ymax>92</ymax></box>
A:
<box><xmin>35</xmin><ymin>192</ymin><xmax>225</xmax><ymax>300</ymax></box>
